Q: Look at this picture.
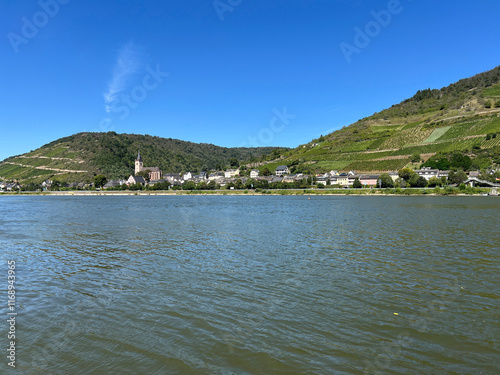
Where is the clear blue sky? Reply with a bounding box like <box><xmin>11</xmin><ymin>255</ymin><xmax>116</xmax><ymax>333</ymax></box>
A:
<box><xmin>1</xmin><ymin>0</ymin><xmax>499</xmax><ymax>161</ymax></box>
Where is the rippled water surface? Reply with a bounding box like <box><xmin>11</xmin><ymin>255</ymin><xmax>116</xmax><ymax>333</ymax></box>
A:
<box><xmin>1</xmin><ymin>195</ymin><xmax>499</xmax><ymax>374</ymax></box>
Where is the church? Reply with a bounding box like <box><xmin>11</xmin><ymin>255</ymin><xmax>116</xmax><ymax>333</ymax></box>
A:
<box><xmin>134</xmin><ymin>151</ymin><xmax>162</xmax><ymax>181</ymax></box>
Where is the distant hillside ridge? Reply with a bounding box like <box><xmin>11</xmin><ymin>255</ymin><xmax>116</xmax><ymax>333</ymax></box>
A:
<box><xmin>0</xmin><ymin>132</ymin><xmax>283</xmax><ymax>183</ymax></box>
<box><xmin>260</xmin><ymin>65</ymin><xmax>500</xmax><ymax>174</ymax></box>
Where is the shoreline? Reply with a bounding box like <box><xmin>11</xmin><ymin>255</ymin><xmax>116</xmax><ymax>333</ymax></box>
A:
<box><xmin>0</xmin><ymin>188</ymin><xmax>495</xmax><ymax>197</ymax></box>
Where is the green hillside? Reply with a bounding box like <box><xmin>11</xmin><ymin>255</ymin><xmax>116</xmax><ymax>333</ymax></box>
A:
<box><xmin>265</xmin><ymin>66</ymin><xmax>500</xmax><ymax>173</ymax></box>
<box><xmin>3</xmin><ymin>66</ymin><xmax>500</xmax><ymax>184</ymax></box>
<box><xmin>0</xmin><ymin>132</ymin><xmax>281</xmax><ymax>184</ymax></box>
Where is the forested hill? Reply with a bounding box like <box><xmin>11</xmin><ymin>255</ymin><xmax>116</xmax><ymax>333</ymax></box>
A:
<box><xmin>0</xmin><ymin>132</ymin><xmax>282</xmax><ymax>183</ymax></box>
<box><xmin>263</xmin><ymin>65</ymin><xmax>500</xmax><ymax>174</ymax></box>
<box><xmin>3</xmin><ymin>66</ymin><xmax>500</xmax><ymax>183</ymax></box>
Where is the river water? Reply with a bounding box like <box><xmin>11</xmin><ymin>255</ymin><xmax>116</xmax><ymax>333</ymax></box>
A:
<box><xmin>0</xmin><ymin>195</ymin><xmax>499</xmax><ymax>374</ymax></box>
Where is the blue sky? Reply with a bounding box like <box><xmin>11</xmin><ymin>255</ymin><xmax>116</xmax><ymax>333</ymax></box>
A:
<box><xmin>1</xmin><ymin>0</ymin><xmax>499</xmax><ymax>161</ymax></box>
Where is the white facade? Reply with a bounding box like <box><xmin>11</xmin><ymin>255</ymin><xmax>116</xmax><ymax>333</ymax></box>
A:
<box><xmin>225</xmin><ymin>169</ymin><xmax>239</xmax><ymax>178</ymax></box>
<box><xmin>415</xmin><ymin>167</ymin><xmax>439</xmax><ymax>181</ymax></box>
<box><xmin>275</xmin><ymin>166</ymin><xmax>289</xmax><ymax>176</ymax></box>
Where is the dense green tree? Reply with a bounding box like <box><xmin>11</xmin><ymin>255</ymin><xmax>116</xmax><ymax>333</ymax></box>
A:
<box><xmin>196</xmin><ymin>181</ymin><xmax>208</xmax><ymax>190</ymax></box>
<box><xmin>137</xmin><ymin>169</ymin><xmax>151</xmax><ymax>182</ymax></box>
<box><xmin>182</xmin><ymin>181</ymin><xmax>196</xmax><ymax>190</ymax></box>
<box><xmin>398</xmin><ymin>167</ymin><xmax>415</xmax><ymax>181</ymax></box>
<box><xmin>352</xmin><ymin>178</ymin><xmax>362</xmax><ymax>188</ymax></box>
<box><xmin>427</xmin><ymin>177</ymin><xmax>442</xmax><ymax>187</ymax></box>
<box><xmin>259</xmin><ymin>180</ymin><xmax>269</xmax><ymax>189</ymax></box>
<box><xmin>94</xmin><ymin>175</ymin><xmax>108</xmax><ymax>188</ymax></box>
<box><xmin>229</xmin><ymin>158</ymin><xmax>239</xmax><ymax>167</ymax></box>
<box><xmin>448</xmin><ymin>170</ymin><xmax>468</xmax><ymax>184</ymax></box>
<box><xmin>245</xmin><ymin>179</ymin><xmax>256</xmax><ymax>189</ymax></box>
<box><xmin>377</xmin><ymin>173</ymin><xmax>395</xmax><ymax>188</ymax></box>
<box><xmin>411</xmin><ymin>153</ymin><xmax>421</xmax><ymax>163</ymax></box>
<box><xmin>49</xmin><ymin>179</ymin><xmax>62</xmax><ymax>191</ymax></box>
<box><xmin>394</xmin><ymin>178</ymin><xmax>407</xmax><ymax>188</ymax></box>
<box><xmin>450</xmin><ymin>153</ymin><xmax>472</xmax><ymax>170</ymax></box>
<box><xmin>150</xmin><ymin>181</ymin><xmax>171</xmax><ymax>190</ymax></box>
<box><xmin>207</xmin><ymin>180</ymin><xmax>219</xmax><ymax>190</ymax></box>
<box><xmin>128</xmin><ymin>183</ymin><xmax>143</xmax><ymax>191</ymax></box>
<box><xmin>261</xmin><ymin>167</ymin><xmax>272</xmax><ymax>176</ymax></box>
<box><xmin>422</xmin><ymin>155</ymin><xmax>451</xmax><ymax>170</ymax></box>
<box><xmin>235</xmin><ymin>179</ymin><xmax>244</xmax><ymax>189</ymax></box>
<box><xmin>470</xmin><ymin>155</ymin><xmax>492</xmax><ymax>170</ymax></box>
<box><xmin>21</xmin><ymin>183</ymin><xmax>42</xmax><ymax>191</ymax></box>
<box><xmin>408</xmin><ymin>174</ymin><xmax>428</xmax><ymax>187</ymax></box>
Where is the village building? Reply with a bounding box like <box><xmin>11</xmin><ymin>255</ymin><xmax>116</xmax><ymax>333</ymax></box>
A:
<box><xmin>0</xmin><ymin>182</ymin><xmax>18</xmax><ymax>191</ymax></box>
<box><xmin>487</xmin><ymin>168</ymin><xmax>498</xmax><ymax>175</ymax></box>
<box><xmin>164</xmin><ymin>173</ymin><xmax>182</xmax><ymax>184</ymax></box>
<box><xmin>250</xmin><ymin>169</ymin><xmax>259</xmax><ymax>179</ymax></box>
<box><xmin>388</xmin><ymin>172</ymin><xmax>399</xmax><ymax>182</ymax></box>
<box><xmin>415</xmin><ymin>167</ymin><xmax>439</xmax><ymax>180</ymax></box>
<box><xmin>224</xmin><ymin>169</ymin><xmax>240</xmax><ymax>178</ymax></box>
<box><xmin>135</xmin><ymin>151</ymin><xmax>162</xmax><ymax>181</ymax></box>
<box><xmin>347</xmin><ymin>174</ymin><xmax>359</xmax><ymax>186</ymax></box>
<box><xmin>359</xmin><ymin>175</ymin><xmax>380</xmax><ymax>187</ymax></box>
<box><xmin>415</xmin><ymin>167</ymin><xmax>450</xmax><ymax>181</ymax></box>
<box><xmin>316</xmin><ymin>176</ymin><xmax>329</xmax><ymax>185</ymax></box>
<box><xmin>127</xmin><ymin>175</ymin><xmax>146</xmax><ymax>185</ymax></box>
<box><xmin>275</xmin><ymin>165</ymin><xmax>290</xmax><ymax>176</ymax></box>
<box><xmin>103</xmin><ymin>180</ymin><xmax>121</xmax><ymax>189</ymax></box>
<box><xmin>209</xmin><ymin>172</ymin><xmax>224</xmax><ymax>181</ymax></box>
<box><xmin>194</xmin><ymin>172</ymin><xmax>207</xmax><ymax>180</ymax></box>
<box><xmin>337</xmin><ymin>173</ymin><xmax>349</xmax><ymax>187</ymax></box>
<box><xmin>438</xmin><ymin>170</ymin><xmax>450</xmax><ymax>179</ymax></box>
<box><xmin>270</xmin><ymin>176</ymin><xmax>283</xmax><ymax>183</ymax></box>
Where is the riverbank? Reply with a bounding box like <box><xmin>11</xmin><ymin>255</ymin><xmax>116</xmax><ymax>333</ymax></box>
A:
<box><xmin>1</xmin><ymin>187</ymin><xmax>496</xmax><ymax>196</ymax></box>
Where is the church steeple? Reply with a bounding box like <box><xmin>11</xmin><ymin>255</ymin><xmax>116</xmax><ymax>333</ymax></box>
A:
<box><xmin>135</xmin><ymin>150</ymin><xmax>143</xmax><ymax>174</ymax></box>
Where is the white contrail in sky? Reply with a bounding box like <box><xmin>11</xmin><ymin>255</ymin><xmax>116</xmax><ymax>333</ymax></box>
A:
<box><xmin>103</xmin><ymin>41</ymin><xmax>142</xmax><ymax>113</ymax></box>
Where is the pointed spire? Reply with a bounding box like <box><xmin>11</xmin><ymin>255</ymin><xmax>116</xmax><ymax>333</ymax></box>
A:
<box><xmin>137</xmin><ymin>150</ymin><xmax>142</xmax><ymax>161</ymax></box>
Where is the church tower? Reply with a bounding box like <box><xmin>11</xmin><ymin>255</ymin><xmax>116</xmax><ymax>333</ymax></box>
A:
<box><xmin>135</xmin><ymin>151</ymin><xmax>143</xmax><ymax>175</ymax></box>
